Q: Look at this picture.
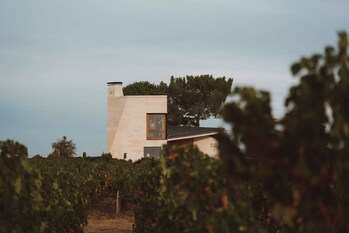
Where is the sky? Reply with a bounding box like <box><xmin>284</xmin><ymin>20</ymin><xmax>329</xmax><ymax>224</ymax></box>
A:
<box><xmin>0</xmin><ymin>0</ymin><xmax>348</xmax><ymax>156</ymax></box>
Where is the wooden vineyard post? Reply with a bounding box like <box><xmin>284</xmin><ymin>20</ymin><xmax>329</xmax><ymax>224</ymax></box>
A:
<box><xmin>116</xmin><ymin>190</ymin><xmax>120</xmax><ymax>217</ymax></box>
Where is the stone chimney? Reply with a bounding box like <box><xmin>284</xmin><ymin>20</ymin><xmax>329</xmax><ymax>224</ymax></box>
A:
<box><xmin>107</xmin><ymin>82</ymin><xmax>124</xmax><ymax>157</ymax></box>
<box><xmin>107</xmin><ymin>82</ymin><xmax>123</xmax><ymax>97</ymax></box>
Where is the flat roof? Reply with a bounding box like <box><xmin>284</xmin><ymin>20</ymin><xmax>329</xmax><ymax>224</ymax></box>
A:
<box><xmin>107</xmin><ymin>82</ymin><xmax>123</xmax><ymax>85</ymax></box>
<box><xmin>167</xmin><ymin>126</ymin><xmax>223</xmax><ymax>141</ymax></box>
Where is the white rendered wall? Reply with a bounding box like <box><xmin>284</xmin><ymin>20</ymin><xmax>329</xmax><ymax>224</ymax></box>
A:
<box><xmin>194</xmin><ymin>136</ymin><xmax>219</xmax><ymax>158</ymax></box>
<box><xmin>107</xmin><ymin>84</ymin><xmax>167</xmax><ymax>161</ymax></box>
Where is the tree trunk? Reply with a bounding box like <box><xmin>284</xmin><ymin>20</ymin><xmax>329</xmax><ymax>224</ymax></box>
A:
<box><xmin>116</xmin><ymin>190</ymin><xmax>120</xmax><ymax>218</ymax></box>
<box><xmin>195</xmin><ymin>115</ymin><xmax>200</xmax><ymax>127</ymax></box>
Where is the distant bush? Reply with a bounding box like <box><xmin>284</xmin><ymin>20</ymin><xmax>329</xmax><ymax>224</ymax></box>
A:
<box><xmin>49</xmin><ymin>136</ymin><xmax>76</xmax><ymax>157</ymax></box>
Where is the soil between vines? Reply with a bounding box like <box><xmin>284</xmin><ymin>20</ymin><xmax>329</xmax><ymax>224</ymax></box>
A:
<box><xmin>84</xmin><ymin>196</ymin><xmax>134</xmax><ymax>233</ymax></box>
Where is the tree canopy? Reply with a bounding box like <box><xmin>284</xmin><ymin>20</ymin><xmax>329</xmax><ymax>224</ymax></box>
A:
<box><xmin>168</xmin><ymin>75</ymin><xmax>233</xmax><ymax>126</ymax></box>
<box><xmin>49</xmin><ymin>136</ymin><xmax>76</xmax><ymax>157</ymax></box>
<box><xmin>122</xmin><ymin>75</ymin><xmax>233</xmax><ymax>127</ymax></box>
<box><xmin>123</xmin><ymin>81</ymin><xmax>167</xmax><ymax>95</ymax></box>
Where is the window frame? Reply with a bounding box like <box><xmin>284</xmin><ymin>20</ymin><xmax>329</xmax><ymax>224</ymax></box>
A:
<box><xmin>146</xmin><ymin>113</ymin><xmax>167</xmax><ymax>140</ymax></box>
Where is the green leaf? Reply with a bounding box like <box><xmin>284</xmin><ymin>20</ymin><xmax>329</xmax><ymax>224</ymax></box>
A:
<box><xmin>14</xmin><ymin>177</ymin><xmax>22</xmax><ymax>194</ymax></box>
<box><xmin>187</xmin><ymin>197</ymin><xmax>200</xmax><ymax>221</ymax></box>
<box><xmin>291</xmin><ymin>62</ymin><xmax>302</xmax><ymax>75</ymax></box>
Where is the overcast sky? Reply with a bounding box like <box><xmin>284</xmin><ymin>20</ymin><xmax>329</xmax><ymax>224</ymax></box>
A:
<box><xmin>0</xmin><ymin>0</ymin><xmax>348</xmax><ymax>156</ymax></box>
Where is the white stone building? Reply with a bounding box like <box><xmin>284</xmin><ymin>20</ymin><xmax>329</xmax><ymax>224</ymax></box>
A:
<box><xmin>107</xmin><ymin>82</ymin><xmax>221</xmax><ymax>161</ymax></box>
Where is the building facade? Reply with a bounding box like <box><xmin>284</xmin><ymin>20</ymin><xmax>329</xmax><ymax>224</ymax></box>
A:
<box><xmin>107</xmin><ymin>82</ymin><xmax>167</xmax><ymax>160</ymax></box>
<box><xmin>107</xmin><ymin>82</ymin><xmax>221</xmax><ymax>161</ymax></box>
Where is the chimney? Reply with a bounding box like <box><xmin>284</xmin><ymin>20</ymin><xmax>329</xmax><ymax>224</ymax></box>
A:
<box><xmin>107</xmin><ymin>82</ymin><xmax>123</xmax><ymax>97</ymax></box>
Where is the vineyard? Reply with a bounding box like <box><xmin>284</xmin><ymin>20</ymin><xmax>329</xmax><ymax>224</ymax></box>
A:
<box><xmin>1</xmin><ymin>32</ymin><xmax>349</xmax><ymax>233</ymax></box>
<box><xmin>0</xmin><ymin>142</ymin><xmax>154</xmax><ymax>232</ymax></box>
<box><xmin>0</xmin><ymin>143</ymin><xmax>166</xmax><ymax>232</ymax></box>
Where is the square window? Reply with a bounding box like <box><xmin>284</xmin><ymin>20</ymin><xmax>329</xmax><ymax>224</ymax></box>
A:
<box><xmin>147</xmin><ymin>113</ymin><xmax>166</xmax><ymax>140</ymax></box>
<box><xmin>144</xmin><ymin>147</ymin><xmax>161</xmax><ymax>158</ymax></box>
